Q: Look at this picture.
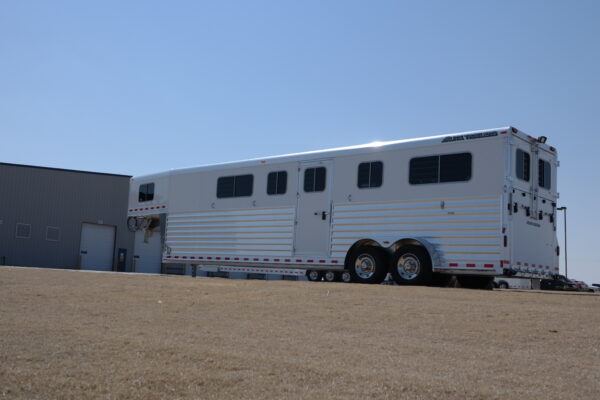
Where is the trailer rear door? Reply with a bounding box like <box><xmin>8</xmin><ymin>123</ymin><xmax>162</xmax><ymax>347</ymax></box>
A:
<box><xmin>510</xmin><ymin>136</ymin><xmax>558</xmax><ymax>274</ymax></box>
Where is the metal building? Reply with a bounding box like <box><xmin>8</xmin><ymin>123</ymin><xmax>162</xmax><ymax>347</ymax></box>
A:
<box><xmin>0</xmin><ymin>162</ymin><xmax>134</xmax><ymax>271</ymax></box>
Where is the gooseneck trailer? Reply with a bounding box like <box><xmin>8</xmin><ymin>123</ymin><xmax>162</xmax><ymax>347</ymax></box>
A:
<box><xmin>127</xmin><ymin>127</ymin><xmax>559</xmax><ymax>287</ymax></box>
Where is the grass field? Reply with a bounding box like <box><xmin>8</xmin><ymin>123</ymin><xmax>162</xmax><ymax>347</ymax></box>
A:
<box><xmin>1</xmin><ymin>267</ymin><xmax>599</xmax><ymax>399</ymax></box>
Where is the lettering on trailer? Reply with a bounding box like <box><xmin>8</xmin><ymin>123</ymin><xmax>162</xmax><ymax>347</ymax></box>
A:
<box><xmin>442</xmin><ymin>131</ymin><xmax>498</xmax><ymax>143</ymax></box>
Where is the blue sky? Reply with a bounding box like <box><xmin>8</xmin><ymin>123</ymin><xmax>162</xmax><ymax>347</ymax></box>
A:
<box><xmin>1</xmin><ymin>1</ymin><xmax>599</xmax><ymax>283</ymax></box>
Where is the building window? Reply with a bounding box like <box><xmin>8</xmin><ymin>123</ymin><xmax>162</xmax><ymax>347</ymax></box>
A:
<box><xmin>304</xmin><ymin>167</ymin><xmax>326</xmax><ymax>192</ymax></box>
<box><xmin>15</xmin><ymin>223</ymin><xmax>31</xmax><ymax>239</ymax></box>
<box><xmin>139</xmin><ymin>183</ymin><xmax>155</xmax><ymax>202</ymax></box>
<box><xmin>516</xmin><ymin>149</ymin><xmax>530</xmax><ymax>182</ymax></box>
<box><xmin>357</xmin><ymin>161</ymin><xmax>383</xmax><ymax>188</ymax></box>
<box><xmin>217</xmin><ymin>174</ymin><xmax>253</xmax><ymax>198</ymax></box>
<box><xmin>267</xmin><ymin>171</ymin><xmax>287</xmax><ymax>195</ymax></box>
<box><xmin>409</xmin><ymin>153</ymin><xmax>472</xmax><ymax>184</ymax></box>
<box><xmin>46</xmin><ymin>226</ymin><xmax>61</xmax><ymax>242</ymax></box>
<box><xmin>539</xmin><ymin>160</ymin><xmax>551</xmax><ymax>189</ymax></box>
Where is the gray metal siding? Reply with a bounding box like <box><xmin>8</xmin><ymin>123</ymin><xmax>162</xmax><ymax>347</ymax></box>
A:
<box><xmin>0</xmin><ymin>164</ymin><xmax>134</xmax><ymax>270</ymax></box>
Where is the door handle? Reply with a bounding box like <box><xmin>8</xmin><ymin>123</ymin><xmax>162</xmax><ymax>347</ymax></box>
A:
<box><xmin>314</xmin><ymin>211</ymin><xmax>329</xmax><ymax>220</ymax></box>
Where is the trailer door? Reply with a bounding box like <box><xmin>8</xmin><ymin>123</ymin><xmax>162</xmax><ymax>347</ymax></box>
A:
<box><xmin>294</xmin><ymin>160</ymin><xmax>333</xmax><ymax>256</ymax></box>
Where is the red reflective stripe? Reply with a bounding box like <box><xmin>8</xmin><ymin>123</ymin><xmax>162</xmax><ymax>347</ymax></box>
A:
<box><xmin>319</xmin><ymin>260</ymin><xmax>326</xmax><ymax>263</ymax></box>
<box><xmin>466</xmin><ymin>263</ymin><xmax>476</xmax><ymax>267</ymax></box>
<box><xmin>296</xmin><ymin>259</ymin><xmax>302</xmax><ymax>262</ymax></box>
<box><xmin>449</xmin><ymin>263</ymin><xmax>458</xmax><ymax>267</ymax></box>
<box><xmin>500</xmin><ymin>131</ymin><xmax>508</xmax><ymax>134</ymax></box>
<box><xmin>253</xmin><ymin>258</ymin><xmax>259</xmax><ymax>261</ymax></box>
<box><xmin>234</xmin><ymin>258</ymin><xmax>239</xmax><ymax>260</ymax></box>
<box><xmin>307</xmin><ymin>259</ymin><xmax>314</xmax><ymax>263</ymax></box>
<box><xmin>484</xmin><ymin>264</ymin><xmax>494</xmax><ymax>268</ymax></box>
<box><xmin>224</xmin><ymin>257</ymin><xmax>230</xmax><ymax>260</ymax></box>
<box><xmin>331</xmin><ymin>260</ymin><xmax>338</xmax><ymax>264</ymax></box>
<box><xmin>285</xmin><ymin>259</ymin><xmax>291</xmax><ymax>262</ymax></box>
<box><xmin>263</xmin><ymin>258</ymin><xmax>269</xmax><ymax>261</ymax></box>
<box><xmin>274</xmin><ymin>259</ymin><xmax>280</xmax><ymax>262</ymax></box>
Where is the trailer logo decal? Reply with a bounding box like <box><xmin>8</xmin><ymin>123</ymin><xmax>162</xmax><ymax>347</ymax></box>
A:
<box><xmin>442</xmin><ymin>131</ymin><xmax>498</xmax><ymax>143</ymax></box>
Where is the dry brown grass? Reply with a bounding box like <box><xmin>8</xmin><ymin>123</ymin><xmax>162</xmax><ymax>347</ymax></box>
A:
<box><xmin>0</xmin><ymin>267</ymin><xmax>599</xmax><ymax>400</ymax></box>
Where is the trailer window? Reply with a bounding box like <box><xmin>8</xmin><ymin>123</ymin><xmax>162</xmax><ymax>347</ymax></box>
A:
<box><xmin>138</xmin><ymin>183</ymin><xmax>155</xmax><ymax>202</ymax></box>
<box><xmin>357</xmin><ymin>161</ymin><xmax>383</xmax><ymax>188</ymax></box>
<box><xmin>267</xmin><ymin>171</ymin><xmax>287</xmax><ymax>195</ymax></box>
<box><xmin>440</xmin><ymin>153</ymin><xmax>471</xmax><ymax>182</ymax></box>
<box><xmin>516</xmin><ymin>149</ymin><xmax>530</xmax><ymax>181</ymax></box>
<box><xmin>409</xmin><ymin>153</ymin><xmax>471</xmax><ymax>184</ymax></box>
<box><xmin>217</xmin><ymin>174</ymin><xmax>253</xmax><ymax>198</ymax></box>
<box><xmin>409</xmin><ymin>156</ymin><xmax>438</xmax><ymax>184</ymax></box>
<box><xmin>304</xmin><ymin>167</ymin><xmax>326</xmax><ymax>192</ymax></box>
<box><xmin>538</xmin><ymin>160</ymin><xmax>551</xmax><ymax>189</ymax></box>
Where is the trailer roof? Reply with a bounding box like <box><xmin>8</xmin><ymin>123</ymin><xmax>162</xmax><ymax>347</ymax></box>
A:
<box><xmin>133</xmin><ymin>126</ymin><xmax>531</xmax><ymax>180</ymax></box>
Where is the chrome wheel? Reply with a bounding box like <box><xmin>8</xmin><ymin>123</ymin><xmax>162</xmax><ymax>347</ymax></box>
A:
<box><xmin>324</xmin><ymin>271</ymin><xmax>337</xmax><ymax>282</ymax></box>
<box><xmin>396</xmin><ymin>253</ymin><xmax>421</xmax><ymax>281</ymax></box>
<box><xmin>307</xmin><ymin>270</ymin><xmax>321</xmax><ymax>281</ymax></box>
<box><xmin>341</xmin><ymin>271</ymin><xmax>352</xmax><ymax>283</ymax></box>
<box><xmin>354</xmin><ymin>253</ymin><xmax>377</xmax><ymax>279</ymax></box>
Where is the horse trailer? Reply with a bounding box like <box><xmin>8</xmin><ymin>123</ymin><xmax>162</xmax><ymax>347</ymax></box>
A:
<box><xmin>127</xmin><ymin>127</ymin><xmax>559</xmax><ymax>287</ymax></box>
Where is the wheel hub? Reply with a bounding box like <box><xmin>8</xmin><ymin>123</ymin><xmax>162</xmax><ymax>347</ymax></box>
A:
<box><xmin>355</xmin><ymin>253</ymin><xmax>376</xmax><ymax>279</ymax></box>
<box><xmin>397</xmin><ymin>253</ymin><xmax>421</xmax><ymax>280</ymax></box>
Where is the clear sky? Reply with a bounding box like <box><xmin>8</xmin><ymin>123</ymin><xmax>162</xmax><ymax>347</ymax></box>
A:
<box><xmin>1</xmin><ymin>1</ymin><xmax>599</xmax><ymax>283</ymax></box>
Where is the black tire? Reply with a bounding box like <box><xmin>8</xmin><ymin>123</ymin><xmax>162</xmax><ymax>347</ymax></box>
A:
<box><xmin>347</xmin><ymin>246</ymin><xmax>388</xmax><ymax>284</ymax></box>
<box><xmin>498</xmin><ymin>281</ymin><xmax>509</xmax><ymax>289</ymax></box>
<box><xmin>324</xmin><ymin>271</ymin><xmax>339</xmax><ymax>282</ymax></box>
<box><xmin>390</xmin><ymin>245</ymin><xmax>432</xmax><ymax>285</ymax></box>
<box><xmin>306</xmin><ymin>270</ymin><xmax>323</xmax><ymax>282</ymax></box>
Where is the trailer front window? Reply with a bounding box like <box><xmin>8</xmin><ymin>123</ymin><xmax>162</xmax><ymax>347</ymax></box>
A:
<box><xmin>138</xmin><ymin>183</ymin><xmax>155</xmax><ymax>202</ymax></box>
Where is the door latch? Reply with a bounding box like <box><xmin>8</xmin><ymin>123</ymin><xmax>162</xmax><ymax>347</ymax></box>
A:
<box><xmin>314</xmin><ymin>211</ymin><xmax>329</xmax><ymax>220</ymax></box>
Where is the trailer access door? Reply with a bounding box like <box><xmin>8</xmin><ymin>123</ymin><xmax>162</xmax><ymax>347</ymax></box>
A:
<box><xmin>294</xmin><ymin>160</ymin><xmax>333</xmax><ymax>256</ymax></box>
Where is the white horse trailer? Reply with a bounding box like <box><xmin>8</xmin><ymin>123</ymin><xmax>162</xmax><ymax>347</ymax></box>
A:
<box><xmin>127</xmin><ymin>127</ymin><xmax>559</xmax><ymax>287</ymax></box>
